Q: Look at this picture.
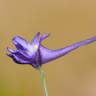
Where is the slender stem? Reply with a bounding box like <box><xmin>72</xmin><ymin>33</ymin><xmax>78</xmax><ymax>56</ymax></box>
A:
<box><xmin>38</xmin><ymin>67</ymin><xmax>48</xmax><ymax>96</ymax></box>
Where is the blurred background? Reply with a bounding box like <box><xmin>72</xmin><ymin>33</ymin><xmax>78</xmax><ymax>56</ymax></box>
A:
<box><xmin>0</xmin><ymin>0</ymin><xmax>96</xmax><ymax>96</ymax></box>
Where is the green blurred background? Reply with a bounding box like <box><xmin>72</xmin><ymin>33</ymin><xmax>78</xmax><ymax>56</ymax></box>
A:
<box><xmin>0</xmin><ymin>0</ymin><xmax>96</xmax><ymax>96</ymax></box>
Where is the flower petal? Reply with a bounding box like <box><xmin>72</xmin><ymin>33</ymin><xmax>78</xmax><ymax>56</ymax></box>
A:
<box><xmin>25</xmin><ymin>32</ymin><xmax>41</xmax><ymax>56</ymax></box>
<box><xmin>40</xmin><ymin>33</ymin><xmax>50</xmax><ymax>42</ymax></box>
<box><xmin>31</xmin><ymin>32</ymin><xmax>40</xmax><ymax>46</ymax></box>
<box><xmin>7</xmin><ymin>47</ymin><xmax>15</xmax><ymax>53</ymax></box>
<box><xmin>9</xmin><ymin>50</ymin><xmax>33</xmax><ymax>64</ymax></box>
<box><xmin>12</xmin><ymin>36</ymin><xmax>28</xmax><ymax>50</ymax></box>
<box><xmin>11</xmin><ymin>54</ymin><xmax>30</xmax><ymax>64</ymax></box>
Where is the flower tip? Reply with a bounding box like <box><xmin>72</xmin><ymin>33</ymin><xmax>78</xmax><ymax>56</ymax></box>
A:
<box><xmin>45</xmin><ymin>32</ymin><xmax>50</xmax><ymax>37</ymax></box>
<box><xmin>7</xmin><ymin>53</ymin><xmax>12</xmax><ymax>57</ymax></box>
<box><xmin>37</xmin><ymin>32</ymin><xmax>41</xmax><ymax>35</ymax></box>
<box><xmin>35</xmin><ymin>32</ymin><xmax>41</xmax><ymax>39</ymax></box>
<box><xmin>40</xmin><ymin>32</ymin><xmax>50</xmax><ymax>42</ymax></box>
<box><xmin>12</xmin><ymin>36</ymin><xmax>20</xmax><ymax>44</ymax></box>
<box><xmin>12</xmin><ymin>35</ymin><xmax>20</xmax><ymax>40</ymax></box>
<box><xmin>6</xmin><ymin>47</ymin><xmax>13</xmax><ymax>57</ymax></box>
<box><xmin>7</xmin><ymin>47</ymin><xmax>13</xmax><ymax>53</ymax></box>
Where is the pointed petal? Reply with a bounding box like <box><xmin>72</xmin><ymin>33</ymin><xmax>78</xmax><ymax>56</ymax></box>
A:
<box><xmin>8</xmin><ymin>50</ymin><xmax>33</xmax><ymax>64</ymax></box>
<box><xmin>7</xmin><ymin>47</ymin><xmax>30</xmax><ymax>58</ymax></box>
<box><xmin>12</xmin><ymin>36</ymin><xmax>28</xmax><ymax>50</ymax></box>
<box><xmin>28</xmin><ymin>32</ymin><xmax>41</xmax><ymax>55</ymax></box>
<box><xmin>40</xmin><ymin>33</ymin><xmax>50</xmax><ymax>42</ymax></box>
<box><xmin>12</xmin><ymin>54</ymin><xmax>30</xmax><ymax>64</ymax></box>
<box><xmin>31</xmin><ymin>32</ymin><xmax>40</xmax><ymax>45</ymax></box>
<box><xmin>7</xmin><ymin>47</ymin><xmax>15</xmax><ymax>53</ymax></box>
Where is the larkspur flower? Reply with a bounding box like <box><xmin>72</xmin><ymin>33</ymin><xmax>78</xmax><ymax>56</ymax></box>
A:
<box><xmin>7</xmin><ymin>32</ymin><xmax>96</xmax><ymax>68</ymax></box>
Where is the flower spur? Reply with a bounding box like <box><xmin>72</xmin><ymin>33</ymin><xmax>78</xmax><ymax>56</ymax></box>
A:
<box><xmin>7</xmin><ymin>32</ymin><xmax>96</xmax><ymax>68</ymax></box>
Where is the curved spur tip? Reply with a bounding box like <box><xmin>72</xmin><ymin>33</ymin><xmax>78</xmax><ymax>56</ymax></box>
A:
<box><xmin>91</xmin><ymin>36</ymin><xmax>96</xmax><ymax>41</ymax></box>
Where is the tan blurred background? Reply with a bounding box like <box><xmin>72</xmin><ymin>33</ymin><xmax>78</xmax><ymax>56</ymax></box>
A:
<box><xmin>0</xmin><ymin>0</ymin><xmax>96</xmax><ymax>96</ymax></box>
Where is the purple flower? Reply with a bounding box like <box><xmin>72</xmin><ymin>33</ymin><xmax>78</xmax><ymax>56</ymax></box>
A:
<box><xmin>7</xmin><ymin>32</ymin><xmax>96</xmax><ymax>68</ymax></box>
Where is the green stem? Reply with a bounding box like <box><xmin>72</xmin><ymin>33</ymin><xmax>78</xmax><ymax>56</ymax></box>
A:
<box><xmin>38</xmin><ymin>67</ymin><xmax>48</xmax><ymax>96</ymax></box>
